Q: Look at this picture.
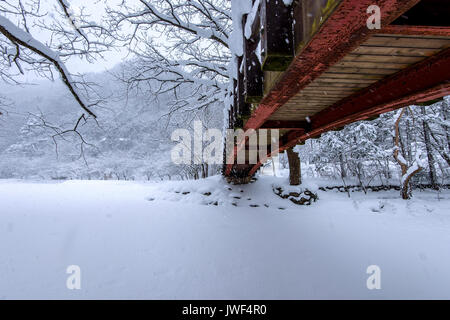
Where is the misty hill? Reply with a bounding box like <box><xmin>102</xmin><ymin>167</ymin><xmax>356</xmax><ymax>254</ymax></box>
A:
<box><xmin>0</xmin><ymin>68</ymin><xmax>223</xmax><ymax>180</ymax></box>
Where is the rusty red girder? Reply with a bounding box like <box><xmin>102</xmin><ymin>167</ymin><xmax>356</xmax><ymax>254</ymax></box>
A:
<box><xmin>246</xmin><ymin>50</ymin><xmax>450</xmax><ymax>176</ymax></box>
<box><xmin>248</xmin><ymin>84</ymin><xmax>449</xmax><ymax>177</ymax></box>
<box><xmin>247</xmin><ymin>82</ymin><xmax>450</xmax><ymax>176</ymax></box>
<box><xmin>242</xmin><ymin>0</ymin><xmax>420</xmax><ymax>131</ymax></box>
<box><xmin>379</xmin><ymin>25</ymin><xmax>450</xmax><ymax>36</ymax></box>
<box><xmin>310</xmin><ymin>48</ymin><xmax>450</xmax><ymax>134</ymax></box>
<box><xmin>225</xmin><ymin>0</ymin><xmax>420</xmax><ymax>176</ymax></box>
<box><xmin>248</xmin><ymin>83</ymin><xmax>450</xmax><ymax>176</ymax></box>
<box><xmin>281</xmin><ymin>82</ymin><xmax>450</xmax><ymax>148</ymax></box>
<box><xmin>247</xmin><ymin>130</ymin><xmax>305</xmax><ymax>177</ymax></box>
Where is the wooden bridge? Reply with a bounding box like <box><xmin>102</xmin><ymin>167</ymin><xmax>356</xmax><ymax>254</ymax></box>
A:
<box><xmin>224</xmin><ymin>0</ymin><xmax>450</xmax><ymax>182</ymax></box>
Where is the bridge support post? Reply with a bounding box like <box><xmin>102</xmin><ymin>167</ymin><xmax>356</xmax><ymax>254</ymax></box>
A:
<box><xmin>225</xmin><ymin>164</ymin><xmax>254</xmax><ymax>185</ymax></box>
<box><xmin>287</xmin><ymin>147</ymin><xmax>301</xmax><ymax>186</ymax></box>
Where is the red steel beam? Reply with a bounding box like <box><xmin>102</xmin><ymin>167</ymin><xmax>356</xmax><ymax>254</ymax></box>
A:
<box><xmin>246</xmin><ymin>48</ymin><xmax>450</xmax><ymax>176</ymax></box>
<box><xmin>225</xmin><ymin>0</ymin><xmax>420</xmax><ymax>176</ymax></box>
<box><xmin>248</xmin><ymin>82</ymin><xmax>449</xmax><ymax>177</ymax></box>
<box><xmin>243</xmin><ymin>0</ymin><xmax>420</xmax><ymax>131</ymax></box>
<box><xmin>247</xmin><ymin>130</ymin><xmax>305</xmax><ymax>177</ymax></box>
<box><xmin>260</xmin><ymin>120</ymin><xmax>310</xmax><ymax>130</ymax></box>
<box><xmin>378</xmin><ymin>25</ymin><xmax>450</xmax><ymax>36</ymax></box>
<box><xmin>310</xmin><ymin>47</ymin><xmax>450</xmax><ymax>133</ymax></box>
<box><xmin>276</xmin><ymin>82</ymin><xmax>450</xmax><ymax>152</ymax></box>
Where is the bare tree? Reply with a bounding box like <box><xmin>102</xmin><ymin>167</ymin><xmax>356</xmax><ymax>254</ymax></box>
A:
<box><xmin>25</xmin><ymin>111</ymin><xmax>99</xmax><ymax>165</ymax></box>
<box><xmin>0</xmin><ymin>95</ymin><xmax>11</xmax><ymax>116</ymax></box>
<box><xmin>0</xmin><ymin>0</ymin><xmax>113</xmax><ymax>117</ymax></box>
<box><xmin>106</xmin><ymin>0</ymin><xmax>232</xmax><ymax>119</ymax></box>
<box><xmin>393</xmin><ymin>108</ymin><xmax>423</xmax><ymax>200</ymax></box>
<box><xmin>420</xmin><ymin>106</ymin><xmax>438</xmax><ymax>189</ymax></box>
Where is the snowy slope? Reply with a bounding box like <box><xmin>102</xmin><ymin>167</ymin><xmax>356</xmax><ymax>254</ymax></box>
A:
<box><xmin>0</xmin><ymin>176</ymin><xmax>449</xmax><ymax>299</ymax></box>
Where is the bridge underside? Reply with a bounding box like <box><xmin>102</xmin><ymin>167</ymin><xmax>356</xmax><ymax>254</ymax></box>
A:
<box><xmin>225</xmin><ymin>0</ymin><xmax>450</xmax><ymax>181</ymax></box>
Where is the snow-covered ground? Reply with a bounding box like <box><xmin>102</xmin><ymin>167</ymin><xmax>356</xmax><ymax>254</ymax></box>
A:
<box><xmin>1</xmin><ymin>176</ymin><xmax>449</xmax><ymax>299</ymax></box>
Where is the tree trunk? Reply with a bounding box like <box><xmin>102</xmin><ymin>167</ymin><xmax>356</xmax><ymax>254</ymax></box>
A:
<box><xmin>393</xmin><ymin>108</ymin><xmax>422</xmax><ymax>200</ymax></box>
<box><xmin>401</xmin><ymin>165</ymin><xmax>422</xmax><ymax>200</ymax></box>
<box><xmin>201</xmin><ymin>163</ymin><xmax>208</xmax><ymax>179</ymax></box>
<box><xmin>405</xmin><ymin>108</ymin><xmax>413</xmax><ymax>164</ymax></box>
<box><xmin>429</xmin><ymin>129</ymin><xmax>450</xmax><ymax>166</ymax></box>
<box><xmin>339</xmin><ymin>154</ymin><xmax>347</xmax><ymax>178</ymax></box>
<box><xmin>287</xmin><ymin>147</ymin><xmax>301</xmax><ymax>185</ymax></box>
<box><xmin>441</xmin><ymin>100</ymin><xmax>450</xmax><ymax>153</ymax></box>
<box><xmin>421</xmin><ymin>106</ymin><xmax>438</xmax><ymax>189</ymax></box>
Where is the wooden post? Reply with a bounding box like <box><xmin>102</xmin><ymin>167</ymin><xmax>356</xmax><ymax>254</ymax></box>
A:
<box><xmin>261</xmin><ymin>0</ymin><xmax>294</xmax><ymax>71</ymax></box>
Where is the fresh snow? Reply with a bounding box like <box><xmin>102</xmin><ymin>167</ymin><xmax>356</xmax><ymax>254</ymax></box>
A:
<box><xmin>230</xmin><ymin>0</ymin><xmax>252</xmax><ymax>57</ymax></box>
<box><xmin>1</xmin><ymin>176</ymin><xmax>450</xmax><ymax>299</ymax></box>
<box><xmin>0</xmin><ymin>16</ymin><xmax>60</xmax><ymax>62</ymax></box>
<box><xmin>402</xmin><ymin>162</ymin><xmax>420</xmax><ymax>185</ymax></box>
<box><xmin>244</xmin><ymin>0</ymin><xmax>261</xmax><ymax>40</ymax></box>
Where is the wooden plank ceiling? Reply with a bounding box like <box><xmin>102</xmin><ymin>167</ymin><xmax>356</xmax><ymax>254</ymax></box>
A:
<box><xmin>268</xmin><ymin>33</ymin><xmax>450</xmax><ymax>121</ymax></box>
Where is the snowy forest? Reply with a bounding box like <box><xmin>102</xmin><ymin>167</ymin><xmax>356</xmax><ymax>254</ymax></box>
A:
<box><xmin>0</xmin><ymin>0</ymin><xmax>448</xmax><ymax>196</ymax></box>
<box><xmin>1</xmin><ymin>0</ymin><xmax>450</xmax><ymax>301</ymax></box>
<box><xmin>2</xmin><ymin>83</ymin><xmax>449</xmax><ymax>195</ymax></box>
